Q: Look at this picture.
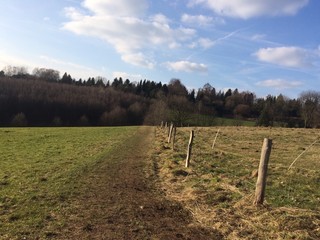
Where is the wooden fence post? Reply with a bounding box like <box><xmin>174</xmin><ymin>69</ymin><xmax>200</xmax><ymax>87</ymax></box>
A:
<box><xmin>160</xmin><ymin>121</ymin><xmax>164</xmax><ymax>128</ymax></box>
<box><xmin>212</xmin><ymin>129</ymin><xmax>220</xmax><ymax>149</ymax></box>
<box><xmin>254</xmin><ymin>138</ymin><xmax>272</xmax><ymax>205</ymax></box>
<box><xmin>185</xmin><ymin>130</ymin><xmax>194</xmax><ymax>168</ymax></box>
<box><xmin>172</xmin><ymin>126</ymin><xmax>176</xmax><ymax>150</ymax></box>
<box><xmin>167</xmin><ymin>123</ymin><xmax>174</xmax><ymax>143</ymax></box>
<box><xmin>167</xmin><ymin>122</ymin><xmax>172</xmax><ymax>137</ymax></box>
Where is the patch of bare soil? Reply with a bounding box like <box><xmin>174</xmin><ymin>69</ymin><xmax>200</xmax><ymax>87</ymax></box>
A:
<box><xmin>60</xmin><ymin>127</ymin><xmax>221</xmax><ymax>239</ymax></box>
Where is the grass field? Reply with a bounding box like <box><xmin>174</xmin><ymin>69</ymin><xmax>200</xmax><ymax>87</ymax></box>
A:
<box><xmin>155</xmin><ymin>126</ymin><xmax>320</xmax><ymax>239</ymax></box>
<box><xmin>1</xmin><ymin>126</ymin><xmax>319</xmax><ymax>239</ymax></box>
<box><xmin>0</xmin><ymin>127</ymin><xmax>138</xmax><ymax>239</ymax></box>
<box><xmin>186</xmin><ymin>115</ymin><xmax>256</xmax><ymax>127</ymax></box>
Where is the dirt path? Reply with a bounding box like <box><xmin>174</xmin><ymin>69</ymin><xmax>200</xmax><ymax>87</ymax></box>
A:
<box><xmin>61</xmin><ymin>127</ymin><xmax>220</xmax><ymax>239</ymax></box>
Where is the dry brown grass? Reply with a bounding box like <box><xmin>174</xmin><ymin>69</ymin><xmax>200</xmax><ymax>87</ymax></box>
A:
<box><xmin>153</xmin><ymin>126</ymin><xmax>320</xmax><ymax>239</ymax></box>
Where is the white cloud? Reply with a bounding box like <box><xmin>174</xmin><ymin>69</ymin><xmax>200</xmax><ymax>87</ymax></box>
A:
<box><xmin>150</xmin><ymin>14</ymin><xmax>170</xmax><ymax>24</ymax></box>
<box><xmin>63</xmin><ymin>0</ymin><xmax>197</xmax><ymax>68</ymax></box>
<box><xmin>82</xmin><ymin>0</ymin><xmax>148</xmax><ymax>17</ymax></box>
<box><xmin>64</xmin><ymin>7</ymin><xmax>84</xmax><ymax>21</ymax></box>
<box><xmin>251</xmin><ymin>34</ymin><xmax>266</xmax><ymax>41</ymax></box>
<box><xmin>188</xmin><ymin>0</ymin><xmax>309</xmax><ymax>19</ymax></box>
<box><xmin>254</xmin><ymin>47</ymin><xmax>312</xmax><ymax>68</ymax></box>
<box><xmin>256</xmin><ymin>79</ymin><xmax>303</xmax><ymax>89</ymax></box>
<box><xmin>121</xmin><ymin>52</ymin><xmax>155</xmax><ymax>69</ymax></box>
<box><xmin>166</xmin><ymin>60</ymin><xmax>207</xmax><ymax>72</ymax></box>
<box><xmin>168</xmin><ymin>42</ymin><xmax>181</xmax><ymax>49</ymax></box>
<box><xmin>181</xmin><ymin>14</ymin><xmax>224</xmax><ymax>26</ymax></box>
<box><xmin>188</xmin><ymin>38</ymin><xmax>215</xmax><ymax>49</ymax></box>
<box><xmin>198</xmin><ymin>38</ymin><xmax>215</xmax><ymax>49</ymax></box>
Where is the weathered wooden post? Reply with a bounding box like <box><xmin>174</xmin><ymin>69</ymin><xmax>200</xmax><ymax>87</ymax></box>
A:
<box><xmin>185</xmin><ymin>130</ymin><xmax>194</xmax><ymax>168</ymax></box>
<box><xmin>212</xmin><ymin>129</ymin><xmax>220</xmax><ymax>149</ymax></box>
<box><xmin>254</xmin><ymin>138</ymin><xmax>272</xmax><ymax>205</ymax></box>
<box><xmin>172</xmin><ymin>126</ymin><xmax>176</xmax><ymax>150</ymax></box>
<box><xmin>167</xmin><ymin>122</ymin><xmax>172</xmax><ymax>138</ymax></box>
<box><xmin>160</xmin><ymin>121</ymin><xmax>164</xmax><ymax>128</ymax></box>
<box><xmin>167</xmin><ymin>123</ymin><xmax>174</xmax><ymax>143</ymax></box>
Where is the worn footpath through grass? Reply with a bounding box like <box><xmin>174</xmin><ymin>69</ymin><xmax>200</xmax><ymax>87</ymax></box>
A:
<box><xmin>0</xmin><ymin>126</ymin><xmax>221</xmax><ymax>239</ymax></box>
<box><xmin>60</xmin><ymin>126</ymin><xmax>221</xmax><ymax>239</ymax></box>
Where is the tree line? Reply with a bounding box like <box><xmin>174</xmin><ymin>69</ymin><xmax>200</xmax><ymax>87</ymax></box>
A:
<box><xmin>0</xmin><ymin>66</ymin><xmax>319</xmax><ymax>128</ymax></box>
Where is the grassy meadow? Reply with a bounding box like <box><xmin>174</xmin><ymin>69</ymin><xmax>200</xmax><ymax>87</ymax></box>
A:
<box><xmin>0</xmin><ymin>127</ymin><xmax>138</xmax><ymax>239</ymax></box>
<box><xmin>155</xmin><ymin>126</ymin><xmax>320</xmax><ymax>239</ymax></box>
<box><xmin>186</xmin><ymin>115</ymin><xmax>256</xmax><ymax>127</ymax></box>
<box><xmin>1</xmin><ymin>125</ymin><xmax>319</xmax><ymax>239</ymax></box>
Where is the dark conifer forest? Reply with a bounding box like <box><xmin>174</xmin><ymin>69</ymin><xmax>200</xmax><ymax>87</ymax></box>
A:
<box><xmin>0</xmin><ymin>67</ymin><xmax>319</xmax><ymax>127</ymax></box>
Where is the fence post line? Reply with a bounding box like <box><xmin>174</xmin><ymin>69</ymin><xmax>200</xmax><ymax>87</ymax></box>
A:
<box><xmin>185</xmin><ymin>130</ymin><xmax>194</xmax><ymax>168</ymax></box>
<box><xmin>254</xmin><ymin>138</ymin><xmax>272</xmax><ymax>205</ymax></box>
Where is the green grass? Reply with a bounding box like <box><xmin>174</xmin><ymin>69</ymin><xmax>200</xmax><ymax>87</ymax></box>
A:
<box><xmin>0</xmin><ymin>127</ymin><xmax>138</xmax><ymax>239</ymax></box>
<box><xmin>186</xmin><ymin>114</ymin><xmax>256</xmax><ymax>127</ymax></box>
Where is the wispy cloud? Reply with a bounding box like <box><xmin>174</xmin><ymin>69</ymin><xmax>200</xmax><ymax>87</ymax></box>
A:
<box><xmin>188</xmin><ymin>38</ymin><xmax>215</xmax><ymax>49</ymax></box>
<box><xmin>181</xmin><ymin>14</ymin><xmax>224</xmax><ymax>27</ymax></box>
<box><xmin>256</xmin><ymin>78</ymin><xmax>303</xmax><ymax>89</ymax></box>
<box><xmin>0</xmin><ymin>52</ymin><xmax>105</xmax><ymax>79</ymax></box>
<box><xmin>64</xmin><ymin>7</ymin><xmax>84</xmax><ymax>21</ymax></box>
<box><xmin>254</xmin><ymin>46</ymin><xmax>313</xmax><ymax>68</ymax></box>
<box><xmin>39</xmin><ymin>55</ymin><xmax>106</xmax><ymax>78</ymax></box>
<box><xmin>251</xmin><ymin>34</ymin><xmax>265</xmax><ymax>41</ymax></box>
<box><xmin>188</xmin><ymin>0</ymin><xmax>309</xmax><ymax>19</ymax></box>
<box><xmin>121</xmin><ymin>52</ymin><xmax>155</xmax><ymax>69</ymax></box>
<box><xmin>213</xmin><ymin>29</ymin><xmax>243</xmax><ymax>44</ymax></box>
<box><xmin>0</xmin><ymin>52</ymin><xmax>32</xmax><ymax>69</ymax></box>
<box><xmin>250</xmin><ymin>34</ymin><xmax>281</xmax><ymax>46</ymax></box>
<box><xmin>165</xmin><ymin>60</ymin><xmax>207</xmax><ymax>72</ymax></box>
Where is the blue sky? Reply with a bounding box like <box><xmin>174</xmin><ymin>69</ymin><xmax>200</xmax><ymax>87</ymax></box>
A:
<box><xmin>0</xmin><ymin>0</ymin><xmax>320</xmax><ymax>98</ymax></box>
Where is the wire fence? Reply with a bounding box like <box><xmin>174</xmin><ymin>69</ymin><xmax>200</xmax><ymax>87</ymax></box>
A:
<box><xmin>158</xmin><ymin>124</ymin><xmax>320</xmax><ymax>209</ymax></box>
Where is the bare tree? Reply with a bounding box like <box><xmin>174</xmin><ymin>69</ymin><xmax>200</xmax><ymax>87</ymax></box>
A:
<box><xmin>3</xmin><ymin>65</ymin><xmax>28</xmax><ymax>77</ymax></box>
<box><xmin>32</xmin><ymin>68</ymin><xmax>60</xmax><ymax>82</ymax></box>
<box><xmin>144</xmin><ymin>99</ymin><xmax>168</xmax><ymax>125</ymax></box>
<box><xmin>299</xmin><ymin>91</ymin><xmax>320</xmax><ymax>128</ymax></box>
<box><xmin>168</xmin><ymin>79</ymin><xmax>188</xmax><ymax>97</ymax></box>
<box><xmin>168</xmin><ymin>95</ymin><xmax>192</xmax><ymax>126</ymax></box>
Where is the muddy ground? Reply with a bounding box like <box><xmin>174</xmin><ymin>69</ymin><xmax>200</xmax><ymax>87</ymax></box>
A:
<box><xmin>60</xmin><ymin>127</ymin><xmax>221</xmax><ymax>239</ymax></box>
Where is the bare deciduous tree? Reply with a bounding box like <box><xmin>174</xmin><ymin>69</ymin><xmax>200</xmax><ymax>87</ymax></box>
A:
<box><xmin>3</xmin><ymin>65</ymin><xmax>28</xmax><ymax>77</ymax></box>
<box><xmin>299</xmin><ymin>91</ymin><xmax>320</xmax><ymax>128</ymax></box>
<box><xmin>32</xmin><ymin>68</ymin><xmax>60</xmax><ymax>82</ymax></box>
